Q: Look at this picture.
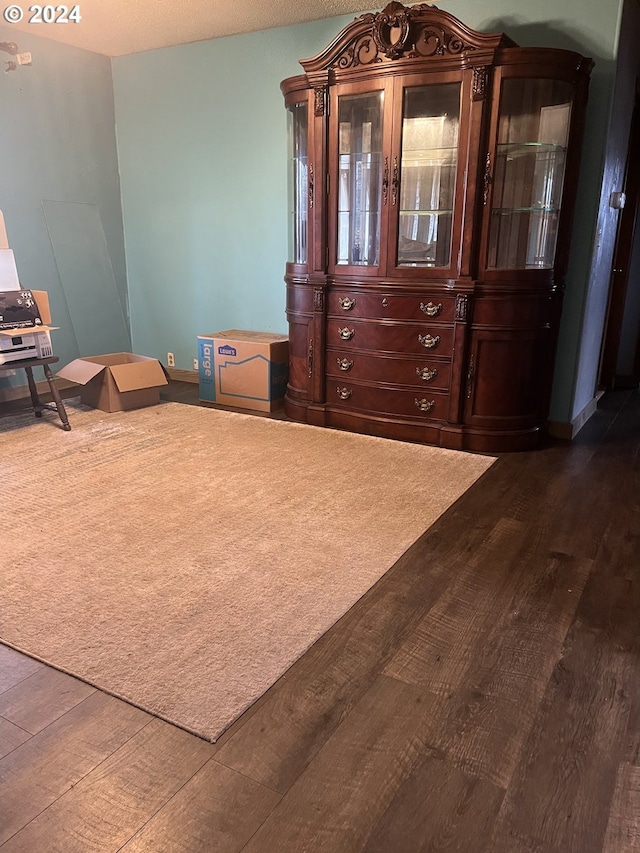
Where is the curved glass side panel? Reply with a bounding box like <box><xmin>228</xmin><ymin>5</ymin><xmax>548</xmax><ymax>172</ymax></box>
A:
<box><xmin>398</xmin><ymin>83</ymin><xmax>460</xmax><ymax>268</ymax></box>
<box><xmin>488</xmin><ymin>78</ymin><xmax>573</xmax><ymax>269</ymax></box>
<box><xmin>286</xmin><ymin>102</ymin><xmax>308</xmax><ymax>264</ymax></box>
<box><xmin>337</xmin><ymin>91</ymin><xmax>384</xmax><ymax>266</ymax></box>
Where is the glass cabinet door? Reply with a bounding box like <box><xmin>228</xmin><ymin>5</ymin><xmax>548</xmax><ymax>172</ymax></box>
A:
<box><xmin>397</xmin><ymin>82</ymin><xmax>461</xmax><ymax>268</ymax></box>
<box><xmin>336</xmin><ymin>90</ymin><xmax>385</xmax><ymax>267</ymax></box>
<box><xmin>488</xmin><ymin>78</ymin><xmax>574</xmax><ymax>269</ymax></box>
<box><xmin>286</xmin><ymin>101</ymin><xmax>308</xmax><ymax>265</ymax></box>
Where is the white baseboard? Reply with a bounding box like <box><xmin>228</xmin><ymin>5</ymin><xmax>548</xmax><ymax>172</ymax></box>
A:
<box><xmin>548</xmin><ymin>395</ymin><xmax>599</xmax><ymax>441</ymax></box>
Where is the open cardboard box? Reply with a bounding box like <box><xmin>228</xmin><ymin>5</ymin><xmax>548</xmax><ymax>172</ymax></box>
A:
<box><xmin>58</xmin><ymin>352</ymin><xmax>169</xmax><ymax>412</ymax></box>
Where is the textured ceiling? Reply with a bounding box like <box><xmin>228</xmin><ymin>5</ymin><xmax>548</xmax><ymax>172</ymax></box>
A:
<box><xmin>4</xmin><ymin>0</ymin><xmax>387</xmax><ymax>57</ymax></box>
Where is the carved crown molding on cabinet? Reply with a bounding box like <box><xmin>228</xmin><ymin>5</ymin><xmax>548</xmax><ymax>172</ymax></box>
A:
<box><xmin>300</xmin><ymin>2</ymin><xmax>515</xmax><ymax>73</ymax></box>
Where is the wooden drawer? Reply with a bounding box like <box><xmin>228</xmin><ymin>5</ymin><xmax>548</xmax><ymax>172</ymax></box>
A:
<box><xmin>328</xmin><ymin>381</ymin><xmax>449</xmax><ymax>422</ymax></box>
<box><xmin>471</xmin><ymin>293</ymin><xmax>556</xmax><ymax>329</ymax></box>
<box><xmin>327</xmin><ymin>319</ymin><xmax>454</xmax><ymax>356</ymax></box>
<box><xmin>286</xmin><ymin>282</ymin><xmax>314</xmax><ymax>315</ymax></box>
<box><xmin>326</xmin><ymin>348</ymin><xmax>451</xmax><ymax>391</ymax></box>
<box><xmin>327</xmin><ymin>291</ymin><xmax>458</xmax><ymax>322</ymax></box>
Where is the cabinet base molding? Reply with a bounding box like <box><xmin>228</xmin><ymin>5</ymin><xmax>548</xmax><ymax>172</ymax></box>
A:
<box><xmin>285</xmin><ymin>397</ymin><xmax>543</xmax><ymax>453</ymax></box>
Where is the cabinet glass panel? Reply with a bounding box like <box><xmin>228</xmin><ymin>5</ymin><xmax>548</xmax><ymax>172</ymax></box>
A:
<box><xmin>488</xmin><ymin>78</ymin><xmax>573</xmax><ymax>269</ymax></box>
<box><xmin>337</xmin><ymin>91</ymin><xmax>384</xmax><ymax>266</ymax></box>
<box><xmin>398</xmin><ymin>83</ymin><xmax>460</xmax><ymax>267</ymax></box>
<box><xmin>286</xmin><ymin>101</ymin><xmax>308</xmax><ymax>264</ymax></box>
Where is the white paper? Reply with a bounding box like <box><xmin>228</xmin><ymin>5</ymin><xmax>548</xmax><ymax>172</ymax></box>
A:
<box><xmin>0</xmin><ymin>210</ymin><xmax>9</xmax><ymax>250</ymax></box>
<box><xmin>0</xmin><ymin>249</ymin><xmax>21</xmax><ymax>291</ymax></box>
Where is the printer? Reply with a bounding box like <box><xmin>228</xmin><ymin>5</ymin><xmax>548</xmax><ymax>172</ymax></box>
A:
<box><xmin>0</xmin><ymin>329</ymin><xmax>53</xmax><ymax>363</ymax></box>
<box><xmin>0</xmin><ymin>213</ymin><xmax>57</xmax><ymax>365</ymax></box>
<box><xmin>0</xmin><ymin>289</ymin><xmax>53</xmax><ymax>364</ymax></box>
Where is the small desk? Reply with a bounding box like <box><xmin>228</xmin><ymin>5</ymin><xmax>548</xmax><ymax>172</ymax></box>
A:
<box><xmin>0</xmin><ymin>355</ymin><xmax>71</xmax><ymax>430</ymax></box>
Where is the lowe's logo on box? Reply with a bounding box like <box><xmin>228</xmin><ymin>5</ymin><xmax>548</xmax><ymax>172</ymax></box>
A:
<box><xmin>218</xmin><ymin>344</ymin><xmax>237</xmax><ymax>357</ymax></box>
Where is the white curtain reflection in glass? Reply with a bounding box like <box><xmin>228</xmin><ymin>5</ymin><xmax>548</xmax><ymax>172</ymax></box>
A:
<box><xmin>398</xmin><ymin>83</ymin><xmax>460</xmax><ymax>268</ymax></box>
<box><xmin>337</xmin><ymin>92</ymin><xmax>384</xmax><ymax>266</ymax></box>
<box><xmin>287</xmin><ymin>102</ymin><xmax>308</xmax><ymax>264</ymax></box>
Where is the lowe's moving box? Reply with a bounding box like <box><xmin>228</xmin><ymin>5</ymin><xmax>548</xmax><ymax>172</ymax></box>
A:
<box><xmin>198</xmin><ymin>330</ymin><xmax>289</xmax><ymax>412</ymax></box>
<box><xmin>58</xmin><ymin>353</ymin><xmax>168</xmax><ymax>412</ymax></box>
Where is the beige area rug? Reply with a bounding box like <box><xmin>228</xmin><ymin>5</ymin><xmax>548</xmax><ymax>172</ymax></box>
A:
<box><xmin>0</xmin><ymin>399</ymin><xmax>495</xmax><ymax>741</ymax></box>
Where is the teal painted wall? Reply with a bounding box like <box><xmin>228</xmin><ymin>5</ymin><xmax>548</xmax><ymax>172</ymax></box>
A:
<box><xmin>112</xmin><ymin>17</ymin><xmax>355</xmax><ymax>371</ymax></box>
<box><xmin>1</xmin><ymin>0</ymin><xmax>625</xmax><ymax>425</ymax></box>
<box><xmin>0</xmin><ymin>24</ymin><xmax>129</xmax><ymax>388</ymax></box>
<box><xmin>112</xmin><ymin>1</ymin><xmax>622</xmax><ymax>422</ymax></box>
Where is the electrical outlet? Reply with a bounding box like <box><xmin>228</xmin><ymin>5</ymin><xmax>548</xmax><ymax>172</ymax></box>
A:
<box><xmin>167</xmin><ymin>352</ymin><xmax>175</xmax><ymax>367</ymax></box>
<box><xmin>17</xmin><ymin>52</ymin><xmax>32</xmax><ymax>66</ymax></box>
<box><xmin>193</xmin><ymin>357</ymin><xmax>198</xmax><ymax>371</ymax></box>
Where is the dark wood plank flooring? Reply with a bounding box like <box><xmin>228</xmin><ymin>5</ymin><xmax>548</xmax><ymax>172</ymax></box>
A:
<box><xmin>1</xmin><ymin>383</ymin><xmax>638</xmax><ymax>852</ymax></box>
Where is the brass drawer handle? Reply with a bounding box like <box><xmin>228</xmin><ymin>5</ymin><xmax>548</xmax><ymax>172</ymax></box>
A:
<box><xmin>415</xmin><ymin>398</ymin><xmax>435</xmax><ymax>412</ymax></box>
<box><xmin>339</xmin><ymin>297</ymin><xmax>356</xmax><ymax>311</ymax></box>
<box><xmin>420</xmin><ymin>301</ymin><xmax>442</xmax><ymax>317</ymax></box>
<box><xmin>338</xmin><ymin>327</ymin><xmax>355</xmax><ymax>340</ymax></box>
<box><xmin>337</xmin><ymin>386</ymin><xmax>352</xmax><ymax>400</ymax></box>
<box><xmin>418</xmin><ymin>333</ymin><xmax>440</xmax><ymax>349</ymax></box>
<box><xmin>337</xmin><ymin>357</ymin><xmax>354</xmax><ymax>372</ymax></box>
<box><xmin>417</xmin><ymin>366</ymin><xmax>438</xmax><ymax>382</ymax></box>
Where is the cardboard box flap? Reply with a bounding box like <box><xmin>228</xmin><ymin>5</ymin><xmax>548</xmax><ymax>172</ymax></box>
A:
<box><xmin>57</xmin><ymin>358</ymin><xmax>108</xmax><ymax>385</ymax></box>
<box><xmin>1</xmin><ymin>325</ymin><xmax>58</xmax><ymax>338</ymax></box>
<box><xmin>213</xmin><ymin>330</ymin><xmax>289</xmax><ymax>344</ymax></box>
<box><xmin>109</xmin><ymin>359</ymin><xmax>168</xmax><ymax>392</ymax></box>
<box><xmin>30</xmin><ymin>290</ymin><xmax>52</xmax><ymax>325</ymax></box>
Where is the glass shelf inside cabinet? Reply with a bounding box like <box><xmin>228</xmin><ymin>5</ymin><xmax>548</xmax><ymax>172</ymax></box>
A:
<box><xmin>401</xmin><ymin>147</ymin><xmax>458</xmax><ymax>167</ymax></box>
<box><xmin>488</xmin><ymin>78</ymin><xmax>573</xmax><ymax>270</ymax></box>
<box><xmin>489</xmin><ymin>142</ymin><xmax>568</xmax><ymax>269</ymax></box>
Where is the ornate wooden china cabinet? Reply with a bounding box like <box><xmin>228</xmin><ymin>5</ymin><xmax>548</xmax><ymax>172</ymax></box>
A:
<box><xmin>281</xmin><ymin>2</ymin><xmax>592</xmax><ymax>451</ymax></box>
